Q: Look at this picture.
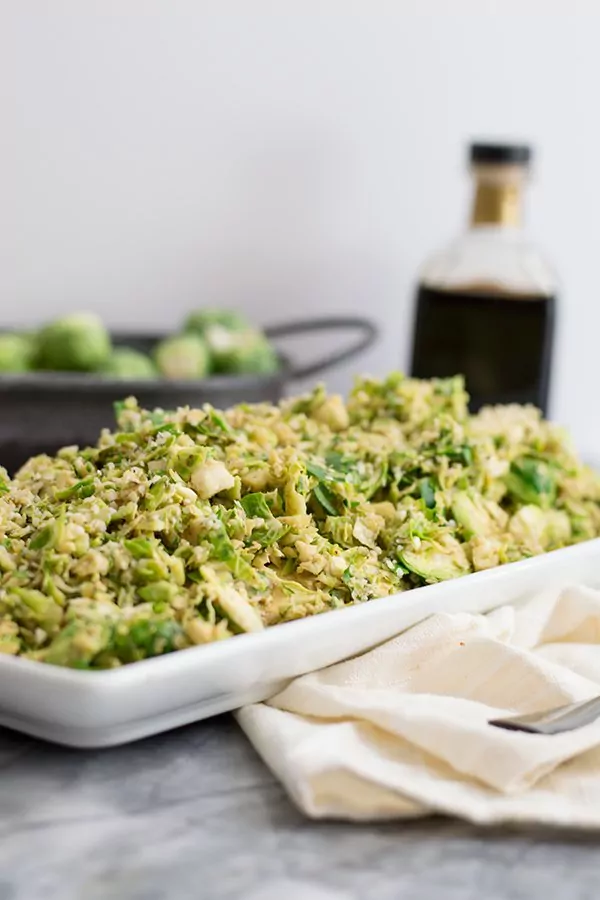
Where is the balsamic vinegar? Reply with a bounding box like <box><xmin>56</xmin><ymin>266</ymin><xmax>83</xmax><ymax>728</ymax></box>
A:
<box><xmin>409</xmin><ymin>142</ymin><xmax>557</xmax><ymax>415</ymax></box>
<box><xmin>411</xmin><ymin>285</ymin><xmax>556</xmax><ymax>413</ymax></box>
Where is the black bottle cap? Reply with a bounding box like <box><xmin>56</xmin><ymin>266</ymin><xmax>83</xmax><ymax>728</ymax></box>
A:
<box><xmin>469</xmin><ymin>142</ymin><xmax>532</xmax><ymax>166</ymax></box>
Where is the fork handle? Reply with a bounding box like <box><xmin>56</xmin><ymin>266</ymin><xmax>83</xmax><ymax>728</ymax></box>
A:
<box><xmin>490</xmin><ymin>695</ymin><xmax>600</xmax><ymax>735</ymax></box>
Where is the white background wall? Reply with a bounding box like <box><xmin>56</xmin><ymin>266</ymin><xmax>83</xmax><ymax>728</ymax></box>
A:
<box><xmin>3</xmin><ymin>1</ymin><xmax>600</xmax><ymax>452</ymax></box>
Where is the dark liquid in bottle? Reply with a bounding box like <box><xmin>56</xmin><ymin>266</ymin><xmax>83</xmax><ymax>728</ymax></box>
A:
<box><xmin>410</xmin><ymin>284</ymin><xmax>556</xmax><ymax>414</ymax></box>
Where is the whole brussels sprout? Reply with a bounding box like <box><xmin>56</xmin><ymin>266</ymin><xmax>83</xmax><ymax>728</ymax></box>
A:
<box><xmin>184</xmin><ymin>309</ymin><xmax>249</xmax><ymax>336</ymax></box>
<box><xmin>154</xmin><ymin>334</ymin><xmax>210</xmax><ymax>380</ymax></box>
<box><xmin>102</xmin><ymin>347</ymin><xmax>157</xmax><ymax>380</ymax></box>
<box><xmin>212</xmin><ymin>328</ymin><xmax>279</xmax><ymax>375</ymax></box>
<box><xmin>0</xmin><ymin>333</ymin><xmax>34</xmax><ymax>372</ymax></box>
<box><xmin>36</xmin><ymin>313</ymin><xmax>112</xmax><ymax>372</ymax></box>
<box><xmin>184</xmin><ymin>308</ymin><xmax>278</xmax><ymax>375</ymax></box>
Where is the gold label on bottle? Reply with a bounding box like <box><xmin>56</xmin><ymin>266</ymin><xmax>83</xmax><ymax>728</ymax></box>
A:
<box><xmin>472</xmin><ymin>182</ymin><xmax>521</xmax><ymax>227</ymax></box>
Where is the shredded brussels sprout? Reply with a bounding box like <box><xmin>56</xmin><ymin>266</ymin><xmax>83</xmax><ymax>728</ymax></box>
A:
<box><xmin>0</xmin><ymin>372</ymin><xmax>598</xmax><ymax>669</ymax></box>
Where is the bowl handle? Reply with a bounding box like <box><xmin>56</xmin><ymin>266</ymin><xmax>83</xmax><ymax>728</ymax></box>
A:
<box><xmin>264</xmin><ymin>317</ymin><xmax>378</xmax><ymax>380</ymax></box>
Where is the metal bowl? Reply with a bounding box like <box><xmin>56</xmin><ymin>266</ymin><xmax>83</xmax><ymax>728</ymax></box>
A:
<box><xmin>0</xmin><ymin>316</ymin><xmax>377</xmax><ymax>472</ymax></box>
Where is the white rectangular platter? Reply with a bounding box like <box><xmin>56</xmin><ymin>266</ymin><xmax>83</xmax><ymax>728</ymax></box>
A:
<box><xmin>1</xmin><ymin>538</ymin><xmax>599</xmax><ymax>748</ymax></box>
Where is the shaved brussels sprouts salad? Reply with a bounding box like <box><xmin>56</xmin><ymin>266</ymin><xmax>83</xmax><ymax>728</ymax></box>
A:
<box><xmin>0</xmin><ymin>372</ymin><xmax>598</xmax><ymax>669</ymax></box>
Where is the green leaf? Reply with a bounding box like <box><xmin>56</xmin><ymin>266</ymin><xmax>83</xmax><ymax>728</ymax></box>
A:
<box><xmin>29</xmin><ymin>524</ymin><xmax>55</xmax><ymax>551</ymax></box>
<box><xmin>324</xmin><ymin>452</ymin><xmax>355</xmax><ymax>474</ymax></box>
<box><xmin>151</xmin><ymin>422</ymin><xmax>180</xmax><ymax>437</ymax></box>
<box><xmin>137</xmin><ymin>581</ymin><xmax>179</xmax><ymax>604</ymax></box>
<box><xmin>210</xmin><ymin>528</ymin><xmax>264</xmax><ymax>585</ymax></box>
<box><xmin>313</xmin><ymin>483</ymin><xmax>339</xmax><ymax>516</ymax></box>
<box><xmin>436</xmin><ymin>444</ymin><xmax>473</xmax><ymax>466</ymax></box>
<box><xmin>56</xmin><ymin>478</ymin><xmax>95</xmax><ymax>501</ymax></box>
<box><xmin>124</xmin><ymin>538</ymin><xmax>154</xmax><ymax>559</ymax></box>
<box><xmin>11</xmin><ymin>588</ymin><xmax>63</xmax><ymax>632</ymax></box>
<box><xmin>208</xmin><ymin>410</ymin><xmax>232</xmax><ymax>433</ymax></box>
<box><xmin>136</xmin><ymin>557</ymin><xmax>169</xmax><ymax>582</ymax></box>
<box><xmin>113</xmin><ymin>618</ymin><xmax>184</xmax><ymax>661</ymax></box>
<box><xmin>323</xmin><ymin>515</ymin><xmax>354</xmax><ymax>547</ymax></box>
<box><xmin>280</xmin><ymin>558</ymin><xmax>297</xmax><ymax>576</ymax></box>
<box><xmin>149</xmin><ymin>410</ymin><xmax>168</xmax><ymax>426</ymax></box>
<box><xmin>251</xmin><ymin>520</ymin><xmax>289</xmax><ymax>548</ymax></box>
<box><xmin>146</xmin><ymin>479</ymin><xmax>171</xmax><ymax>510</ymax></box>
<box><xmin>419</xmin><ymin>477</ymin><xmax>436</xmax><ymax>510</ymax></box>
<box><xmin>287</xmin><ymin>384</ymin><xmax>327</xmax><ymax>414</ymax></box>
<box><xmin>189</xmin><ymin>409</ymin><xmax>234</xmax><ymax>439</ymax></box>
<box><xmin>114</xmin><ymin>432</ymin><xmax>142</xmax><ymax>445</ymax></box>
<box><xmin>240</xmin><ymin>492</ymin><xmax>272</xmax><ymax>519</ymax></box>
<box><xmin>505</xmin><ymin>457</ymin><xmax>556</xmax><ymax>507</ymax></box>
<box><xmin>306</xmin><ymin>459</ymin><xmax>345</xmax><ymax>483</ymax></box>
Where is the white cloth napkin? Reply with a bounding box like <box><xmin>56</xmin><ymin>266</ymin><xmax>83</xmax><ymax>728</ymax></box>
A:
<box><xmin>237</xmin><ymin>585</ymin><xmax>600</xmax><ymax>826</ymax></box>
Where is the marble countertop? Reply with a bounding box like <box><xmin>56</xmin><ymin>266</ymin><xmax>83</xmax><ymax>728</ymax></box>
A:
<box><xmin>0</xmin><ymin>715</ymin><xmax>596</xmax><ymax>900</ymax></box>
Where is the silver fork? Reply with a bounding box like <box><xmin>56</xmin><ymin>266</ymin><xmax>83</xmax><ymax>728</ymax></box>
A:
<box><xmin>490</xmin><ymin>696</ymin><xmax>600</xmax><ymax>735</ymax></box>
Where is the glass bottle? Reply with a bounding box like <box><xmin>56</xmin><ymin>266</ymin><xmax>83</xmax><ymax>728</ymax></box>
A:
<box><xmin>409</xmin><ymin>142</ymin><xmax>557</xmax><ymax>414</ymax></box>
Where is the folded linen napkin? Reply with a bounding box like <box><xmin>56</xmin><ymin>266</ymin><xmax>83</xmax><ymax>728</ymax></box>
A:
<box><xmin>237</xmin><ymin>585</ymin><xmax>600</xmax><ymax>826</ymax></box>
